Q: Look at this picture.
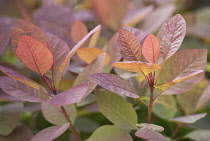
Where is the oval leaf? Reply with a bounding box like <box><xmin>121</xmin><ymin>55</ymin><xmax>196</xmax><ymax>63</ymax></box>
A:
<box><xmin>113</xmin><ymin>61</ymin><xmax>160</xmax><ymax>76</ymax></box>
<box><xmin>31</xmin><ymin>123</ymin><xmax>70</xmax><ymax>141</ymax></box>
<box><xmin>158</xmin><ymin>14</ymin><xmax>186</xmax><ymax>61</ymax></box>
<box><xmin>187</xmin><ymin>129</ymin><xmax>210</xmax><ymax>141</ymax></box>
<box><xmin>136</xmin><ymin>123</ymin><xmax>164</xmax><ymax>132</ymax></box>
<box><xmin>16</xmin><ymin>35</ymin><xmax>53</xmax><ymax>75</ymax></box>
<box><xmin>48</xmin><ymin>82</ymin><xmax>89</xmax><ymax>106</ymax></box>
<box><xmin>95</xmin><ymin>90</ymin><xmax>138</xmax><ymax>130</ymax></box>
<box><xmin>172</xmin><ymin>113</ymin><xmax>207</xmax><ymax>123</ymax></box>
<box><xmin>89</xmin><ymin>73</ymin><xmax>138</xmax><ymax>98</ymax></box>
<box><xmin>142</xmin><ymin>34</ymin><xmax>160</xmax><ymax>63</ymax></box>
<box><xmin>135</xmin><ymin>128</ymin><xmax>164</xmax><ymax>141</ymax></box>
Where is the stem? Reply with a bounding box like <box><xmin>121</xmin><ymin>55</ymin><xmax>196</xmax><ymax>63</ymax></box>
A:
<box><xmin>147</xmin><ymin>91</ymin><xmax>154</xmax><ymax>124</ymax></box>
<box><xmin>42</xmin><ymin>75</ymin><xmax>56</xmax><ymax>94</ymax></box>
<box><xmin>61</xmin><ymin>106</ymin><xmax>82</xmax><ymax>141</ymax></box>
<box><xmin>171</xmin><ymin>123</ymin><xmax>185</xmax><ymax>139</ymax></box>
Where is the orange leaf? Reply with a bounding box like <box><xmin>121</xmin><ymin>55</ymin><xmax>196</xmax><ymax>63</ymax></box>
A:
<box><xmin>16</xmin><ymin>35</ymin><xmax>53</xmax><ymax>75</ymax></box>
<box><xmin>113</xmin><ymin>61</ymin><xmax>160</xmax><ymax>75</ymax></box>
<box><xmin>77</xmin><ymin>48</ymin><xmax>110</xmax><ymax>65</ymax></box>
<box><xmin>118</xmin><ymin>29</ymin><xmax>141</xmax><ymax>61</ymax></box>
<box><xmin>142</xmin><ymin>34</ymin><xmax>160</xmax><ymax>63</ymax></box>
<box><xmin>155</xmin><ymin>70</ymin><xmax>203</xmax><ymax>91</ymax></box>
<box><xmin>71</xmin><ymin>20</ymin><xmax>88</xmax><ymax>45</ymax></box>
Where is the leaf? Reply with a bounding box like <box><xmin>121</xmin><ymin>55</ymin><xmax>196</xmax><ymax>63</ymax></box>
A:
<box><xmin>172</xmin><ymin>113</ymin><xmax>207</xmax><ymax>123</ymax></box>
<box><xmin>141</xmin><ymin>4</ymin><xmax>175</xmax><ymax>33</ymax></box>
<box><xmin>11</xmin><ymin>19</ymin><xmax>48</xmax><ymax>52</ymax></box>
<box><xmin>113</xmin><ymin>61</ymin><xmax>160</xmax><ymax>76</ymax></box>
<box><xmin>0</xmin><ymin>76</ymin><xmax>49</xmax><ymax>102</ymax></box>
<box><xmin>136</xmin><ymin>123</ymin><xmax>164</xmax><ymax>132</ymax></box>
<box><xmin>156</xmin><ymin>49</ymin><xmax>207</xmax><ymax>95</ymax></box>
<box><xmin>95</xmin><ymin>90</ymin><xmax>138</xmax><ymax>130</ymax></box>
<box><xmin>176</xmin><ymin>79</ymin><xmax>209</xmax><ymax>115</ymax></box>
<box><xmin>31</xmin><ymin>123</ymin><xmax>70</xmax><ymax>141</ymax></box>
<box><xmin>70</xmin><ymin>20</ymin><xmax>88</xmax><ymax>45</ymax></box>
<box><xmin>87</xmin><ymin>125</ymin><xmax>133</xmax><ymax>141</ymax></box>
<box><xmin>186</xmin><ymin>129</ymin><xmax>210</xmax><ymax>141</ymax></box>
<box><xmin>118</xmin><ymin>28</ymin><xmax>141</xmax><ymax>61</ymax></box>
<box><xmin>59</xmin><ymin>25</ymin><xmax>101</xmax><ymax>74</ymax></box>
<box><xmin>77</xmin><ymin>47</ymin><xmax>110</xmax><ymax>65</ymax></box>
<box><xmin>0</xmin><ymin>29</ymin><xmax>12</xmax><ymax>55</ymax></box>
<box><xmin>155</xmin><ymin>70</ymin><xmax>203</xmax><ymax>91</ymax></box>
<box><xmin>91</xmin><ymin>0</ymin><xmax>129</xmax><ymax>30</ymax></box>
<box><xmin>42</xmin><ymin>103</ymin><xmax>76</xmax><ymax>126</ymax></box>
<box><xmin>122</xmin><ymin>5</ymin><xmax>154</xmax><ymax>27</ymax></box>
<box><xmin>135</xmin><ymin>128</ymin><xmax>164</xmax><ymax>141</ymax></box>
<box><xmin>46</xmin><ymin>33</ymin><xmax>70</xmax><ymax>88</ymax></box>
<box><xmin>0</xmin><ymin>103</ymin><xmax>23</xmax><ymax>135</ymax></box>
<box><xmin>157</xmin><ymin>14</ymin><xmax>186</xmax><ymax>61</ymax></box>
<box><xmin>142</xmin><ymin>34</ymin><xmax>160</xmax><ymax>63</ymax></box>
<box><xmin>88</xmin><ymin>25</ymin><xmax>102</xmax><ymax>47</ymax></box>
<box><xmin>48</xmin><ymin>82</ymin><xmax>89</xmax><ymax>106</ymax></box>
<box><xmin>16</xmin><ymin>35</ymin><xmax>53</xmax><ymax>75</ymax></box>
<box><xmin>196</xmin><ymin>84</ymin><xmax>210</xmax><ymax>110</ymax></box>
<box><xmin>153</xmin><ymin>95</ymin><xmax>177</xmax><ymax>120</ymax></box>
<box><xmin>89</xmin><ymin>73</ymin><xmax>138</xmax><ymax>98</ymax></box>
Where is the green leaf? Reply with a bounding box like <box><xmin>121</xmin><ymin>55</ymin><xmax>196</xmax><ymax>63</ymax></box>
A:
<box><xmin>186</xmin><ymin>129</ymin><xmax>210</xmax><ymax>141</ymax></box>
<box><xmin>95</xmin><ymin>90</ymin><xmax>138</xmax><ymax>130</ymax></box>
<box><xmin>136</xmin><ymin>123</ymin><xmax>164</xmax><ymax>132</ymax></box>
<box><xmin>41</xmin><ymin>103</ymin><xmax>76</xmax><ymax>126</ymax></box>
<box><xmin>172</xmin><ymin>113</ymin><xmax>207</xmax><ymax>123</ymax></box>
<box><xmin>87</xmin><ymin>125</ymin><xmax>133</xmax><ymax>141</ymax></box>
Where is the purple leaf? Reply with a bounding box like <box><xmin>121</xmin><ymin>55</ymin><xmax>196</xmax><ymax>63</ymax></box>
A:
<box><xmin>31</xmin><ymin>123</ymin><xmax>70</xmax><ymax>141</ymax></box>
<box><xmin>135</xmin><ymin>128</ymin><xmax>164</xmax><ymax>141</ymax></box>
<box><xmin>196</xmin><ymin>84</ymin><xmax>210</xmax><ymax>110</ymax></box>
<box><xmin>48</xmin><ymin>82</ymin><xmax>89</xmax><ymax>106</ymax></box>
<box><xmin>158</xmin><ymin>14</ymin><xmax>186</xmax><ymax>62</ymax></box>
<box><xmin>136</xmin><ymin>123</ymin><xmax>164</xmax><ymax>132</ymax></box>
<box><xmin>0</xmin><ymin>76</ymin><xmax>49</xmax><ymax>102</ymax></box>
<box><xmin>0</xmin><ymin>29</ymin><xmax>12</xmax><ymax>55</ymax></box>
<box><xmin>156</xmin><ymin>49</ymin><xmax>207</xmax><ymax>95</ymax></box>
<box><xmin>88</xmin><ymin>73</ymin><xmax>139</xmax><ymax>98</ymax></box>
<box><xmin>172</xmin><ymin>113</ymin><xmax>207</xmax><ymax>123</ymax></box>
<box><xmin>0</xmin><ymin>89</ymin><xmax>23</xmax><ymax>102</ymax></box>
<box><xmin>0</xmin><ymin>103</ymin><xmax>23</xmax><ymax>135</ymax></box>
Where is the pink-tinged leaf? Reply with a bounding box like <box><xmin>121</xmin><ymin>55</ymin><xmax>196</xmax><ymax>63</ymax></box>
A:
<box><xmin>187</xmin><ymin>129</ymin><xmax>210</xmax><ymax>141</ymax></box>
<box><xmin>142</xmin><ymin>34</ymin><xmax>160</xmax><ymax>63</ymax></box>
<box><xmin>118</xmin><ymin>28</ymin><xmax>141</xmax><ymax>61</ymax></box>
<box><xmin>46</xmin><ymin>33</ymin><xmax>70</xmax><ymax>89</ymax></box>
<box><xmin>11</xmin><ymin>19</ymin><xmax>48</xmax><ymax>52</ymax></box>
<box><xmin>122</xmin><ymin>5</ymin><xmax>154</xmax><ymax>27</ymax></box>
<box><xmin>34</xmin><ymin>5</ymin><xmax>75</xmax><ymax>27</ymax></box>
<box><xmin>88</xmin><ymin>73</ymin><xmax>139</xmax><ymax>98</ymax></box>
<box><xmin>0</xmin><ymin>103</ymin><xmax>23</xmax><ymax>136</ymax></box>
<box><xmin>141</xmin><ymin>4</ymin><xmax>175</xmax><ymax>33</ymax></box>
<box><xmin>0</xmin><ymin>76</ymin><xmax>49</xmax><ymax>102</ymax></box>
<box><xmin>172</xmin><ymin>113</ymin><xmax>207</xmax><ymax>123</ymax></box>
<box><xmin>156</xmin><ymin>49</ymin><xmax>207</xmax><ymax>95</ymax></box>
<box><xmin>59</xmin><ymin>25</ymin><xmax>101</xmax><ymax>74</ymax></box>
<box><xmin>135</xmin><ymin>128</ymin><xmax>164</xmax><ymax>141</ymax></box>
<box><xmin>74</xmin><ymin>53</ymin><xmax>106</xmax><ymax>96</ymax></box>
<box><xmin>158</xmin><ymin>14</ymin><xmax>186</xmax><ymax>61</ymax></box>
<box><xmin>197</xmin><ymin>85</ymin><xmax>210</xmax><ymax>110</ymax></box>
<box><xmin>74</xmin><ymin>10</ymin><xmax>96</xmax><ymax>22</ymax></box>
<box><xmin>0</xmin><ymin>29</ymin><xmax>12</xmax><ymax>55</ymax></box>
<box><xmin>48</xmin><ymin>82</ymin><xmax>89</xmax><ymax>106</ymax></box>
<box><xmin>31</xmin><ymin>123</ymin><xmax>70</xmax><ymax>141</ymax></box>
<box><xmin>16</xmin><ymin>35</ymin><xmax>53</xmax><ymax>75</ymax></box>
<box><xmin>0</xmin><ymin>65</ymin><xmax>45</xmax><ymax>90</ymax></box>
<box><xmin>0</xmin><ymin>89</ymin><xmax>23</xmax><ymax>102</ymax></box>
<box><xmin>113</xmin><ymin>61</ymin><xmax>160</xmax><ymax>76</ymax></box>
<box><xmin>91</xmin><ymin>0</ymin><xmax>129</xmax><ymax>30</ymax></box>
<box><xmin>136</xmin><ymin>123</ymin><xmax>164</xmax><ymax>132</ymax></box>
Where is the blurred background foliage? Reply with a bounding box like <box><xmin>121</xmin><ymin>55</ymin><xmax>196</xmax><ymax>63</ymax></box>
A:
<box><xmin>0</xmin><ymin>0</ymin><xmax>210</xmax><ymax>140</ymax></box>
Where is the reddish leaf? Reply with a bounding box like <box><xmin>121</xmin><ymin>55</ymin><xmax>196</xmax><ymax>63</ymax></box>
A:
<box><xmin>135</xmin><ymin>128</ymin><xmax>164</xmax><ymax>141</ymax></box>
<box><xmin>172</xmin><ymin>113</ymin><xmax>207</xmax><ymax>123</ymax></box>
<box><xmin>16</xmin><ymin>35</ymin><xmax>53</xmax><ymax>75</ymax></box>
<box><xmin>77</xmin><ymin>47</ymin><xmax>110</xmax><ymax>64</ymax></box>
<box><xmin>158</xmin><ymin>14</ymin><xmax>186</xmax><ymax>61</ymax></box>
<box><xmin>156</xmin><ymin>49</ymin><xmax>207</xmax><ymax>95</ymax></box>
<box><xmin>71</xmin><ymin>20</ymin><xmax>88</xmax><ymax>46</ymax></box>
<box><xmin>11</xmin><ymin>19</ymin><xmax>48</xmax><ymax>52</ymax></box>
<box><xmin>113</xmin><ymin>61</ymin><xmax>160</xmax><ymax>76</ymax></box>
<box><xmin>0</xmin><ymin>76</ymin><xmax>49</xmax><ymax>102</ymax></box>
<box><xmin>91</xmin><ymin>0</ymin><xmax>129</xmax><ymax>29</ymax></box>
<box><xmin>118</xmin><ymin>28</ymin><xmax>141</xmax><ymax>61</ymax></box>
<box><xmin>48</xmin><ymin>82</ymin><xmax>89</xmax><ymax>106</ymax></box>
<box><xmin>197</xmin><ymin>85</ymin><xmax>210</xmax><ymax>110</ymax></box>
<box><xmin>88</xmin><ymin>73</ymin><xmax>138</xmax><ymax>98</ymax></box>
<box><xmin>31</xmin><ymin>123</ymin><xmax>70</xmax><ymax>141</ymax></box>
<box><xmin>142</xmin><ymin>34</ymin><xmax>160</xmax><ymax>63</ymax></box>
